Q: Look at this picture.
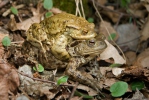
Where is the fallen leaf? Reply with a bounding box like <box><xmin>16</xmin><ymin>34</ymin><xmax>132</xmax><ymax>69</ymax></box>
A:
<box><xmin>112</xmin><ymin>68</ymin><xmax>125</xmax><ymax>76</ymax></box>
<box><xmin>100</xmin><ymin>40</ymin><xmax>126</xmax><ymax>64</ymax></box>
<box><xmin>8</xmin><ymin>14</ymin><xmax>42</xmax><ymax>31</ymax></box>
<box><xmin>125</xmin><ymin>51</ymin><xmax>136</xmax><ymax>66</ymax></box>
<box><xmin>124</xmin><ymin>89</ymin><xmax>147</xmax><ymax>100</ymax></box>
<box><xmin>97</xmin><ymin>0</ymin><xmax>107</xmax><ymax>5</ymax></box>
<box><xmin>129</xmin><ymin>2</ymin><xmax>147</xmax><ymax>18</ymax></box>
<box><xmin>0</xmin><ymin>63</ymin><xmax>20</xmax><ymax>99</ymax></box>
<box><xmin>134</xmin><ymin>48</ymin><xmax>149</xmax><ymax>68</ymax></box>
<box><xmin>77</xmin><ymin>84</ymin><xmax>98</xmax><ymax>96</ymax></box>
<box><xmin>99</xmin><ymin>21</ymin><xmax>119</xmax><ymax>41</ymax></box>
<box><xmin>100</xmin><ymin>6</ymin><xmax>120</xmax><ymax>23</ymax></box>
<box><xmin>140</xmin><ymin>15</ymin><xmax>149</xmax><ymax>42</ymax></box>
<box><xmin>104</xmin><ymin>78</ymin><xmax>117</xmax><ymax>87</ymax></box>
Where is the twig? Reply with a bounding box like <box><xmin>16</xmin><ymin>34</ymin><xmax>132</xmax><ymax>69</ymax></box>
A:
<box><xmin>17</xmin><ymin>70</ymin><xmax>76</xmax><ymax>87</ymax></box>
<box><xmin>68</xmin><ymin>82</ymin><xmax>79</xmax><ymax>100</ymax></box>
<box><xmin>80</xmin><ymin>0</ymin><xmax>85</xmax><ymax>18</ymax></box>
<box><xmin>92</xmin><ymin>0</ymin><xmax>126</xmax><ymax>62</ymax></box>
<box><xmin>95</xmin><ymin>1</ymin><xmax>139</xmax><ymax>18</ymax></box>
<box><xmin>2</xmin><ymin>4</ymin><xmax>24</xmax><ymax>17</ymax></box>
<box><xmin>75</xmin><ymin>0</ymin><xmax>82</xmax><ymax>17</ymax></box>
<box><xmin>0</xmin><ymin>0</ymin><xmax>10</xmax><ymax>8</ymax></box>
<box><xmin>75</xmin><ymin>0</ymin><xmax>85</xmax><ymax>19</ymax></box>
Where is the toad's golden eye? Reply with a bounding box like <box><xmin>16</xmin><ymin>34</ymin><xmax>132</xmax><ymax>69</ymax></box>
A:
<box><xmin>82</xmin><ymin>31</ymin><xmax>87</xmax><ymax>35</ymax></box>
<box><xmin>87</xmin><ymin>38</ymin><xmax>96</xmax><ymax>47</ymax></box>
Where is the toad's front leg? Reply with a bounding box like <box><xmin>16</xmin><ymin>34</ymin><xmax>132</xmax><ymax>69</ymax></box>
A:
<box><xmin>65</xmin><ymin>57</ymin><xmax>101</xmax><ymax>92</ymax></box>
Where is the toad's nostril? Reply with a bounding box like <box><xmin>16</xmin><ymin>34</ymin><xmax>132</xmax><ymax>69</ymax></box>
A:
<box><xmin>99</xmin><ymin>41</ymin><xmax>104</xmax><ymax>45</ymax></box>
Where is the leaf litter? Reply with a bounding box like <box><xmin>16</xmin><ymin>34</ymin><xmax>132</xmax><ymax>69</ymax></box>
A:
<box><xmin>1</xmin><ymin>0</ymin><xmax>149</xmax><ymax>99</ymax></box>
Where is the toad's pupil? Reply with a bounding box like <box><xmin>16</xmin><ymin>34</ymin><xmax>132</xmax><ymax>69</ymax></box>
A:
<box><xmin>89</xmin><ymin>40</ymin><xmax>95</xmax><ymax>45</ymax></box>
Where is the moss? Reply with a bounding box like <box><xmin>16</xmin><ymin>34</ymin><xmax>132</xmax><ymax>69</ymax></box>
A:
<box><xmin>53</xmin><ymin>0</ymin><xmax>92</xmax><ymax>16</ymax></box>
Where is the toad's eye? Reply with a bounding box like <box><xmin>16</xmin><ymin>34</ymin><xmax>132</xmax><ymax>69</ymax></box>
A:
<box><xmin>82</xmin><ymin>31</ymin><xmax>87</xmax><ymax>35</ymax></box>
<box><xmin>87</xmin><ymin>39</ymin><xmax>96</xmax><ymax>47</ymax></box>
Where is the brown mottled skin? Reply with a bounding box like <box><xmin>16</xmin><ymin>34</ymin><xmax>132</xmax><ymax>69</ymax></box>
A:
<box><xmin>24</xmin><ymin>13</ymin><xmax>107</xmax><ymax>92</ymax></box>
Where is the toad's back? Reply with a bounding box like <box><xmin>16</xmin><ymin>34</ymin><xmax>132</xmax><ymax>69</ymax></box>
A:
<box><xmin>40</xmin><ymin>13</ymin><xmax>95</xmax><ymax>35</ymax></box>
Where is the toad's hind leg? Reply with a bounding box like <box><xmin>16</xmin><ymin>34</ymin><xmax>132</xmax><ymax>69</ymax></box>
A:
<box><xmin>65</xmin><ymin>57</ymin><xmax>102</xmax><ymax>93</ymax></box>
<box><xmin>26</xmin><ymin>23</ymin><xmax>48</xmax><ymax>60</ymax></box>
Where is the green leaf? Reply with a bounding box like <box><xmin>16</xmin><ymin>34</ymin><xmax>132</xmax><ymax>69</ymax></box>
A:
<box><xmin>2</xmin><ymin>36</ymin><xmax>11</xmax><ymax>46</ymax></box>
<box><xmin>10</xmin><ymin>7</ymin><xmax>18</xmax><ymax>15</ymax></box>
<box><xmin>57</xmin><ymin>75</ymin><xmax>68</xmax><ymax>85</ymax></box>
<box><xmin>110</xmin><ymin>81</ymin><xmax>128</xmax><ymax>97</ymax></box>
<box><xmin>45</xmin><ymin>12</ymin><xmax>52</xmax><ymax>18</ymax></box>
<box><xmin>109</xmin><ymin>63</ymin><xmax>122</xmax><ymax>68</ymax></box>
<box><xmin>33</xmin><ymin>64</ymin><xmax>44</xmax><ymax>72</ymax></box>
<box><xmin>43</xmin><ymin>0</ymin><xmax>53</xmax><ymax>10</ymax></box>
<box><xmin>87</xmin><ymin>17</ymin><xmax>94</xmax><ymax>23</ymax></box>
<box><xmin>131</xmin><ymin>81</ymin><xmax>145</xmax><ymax>91</ymax></box>
<box><xmin>120</xmin><ymin>0</ymin><xmax>130</xmax><ymax>8</ymax></box>
<box><xmin>74</xmin><ymin>90</ymin><xmax>93</xmax><ymax>99</ymax></box>
<box><xmin>108</xmin><ymin>33</ymin><xmax>116</xmax><ymax>40</ymax></box>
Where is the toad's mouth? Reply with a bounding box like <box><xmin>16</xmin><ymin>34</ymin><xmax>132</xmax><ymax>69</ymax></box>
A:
<box><xmin>67</xmin><ymin>39</ymin><xmax>107</xmax><ymax>57</ymax></box>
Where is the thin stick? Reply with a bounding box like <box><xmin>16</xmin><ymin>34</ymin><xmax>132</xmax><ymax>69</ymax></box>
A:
<box><xmin>17</xmin><ymin>70</ymin><xmax>76</xmax><ymax>87</ymax></box>
<box><xmin>80</xmin><ymin>0</ymin><xmax>85</xmax><ymax>18</ymax></box>
<box><xmin>92</xmin><ymin>0</ymin><xmax>126</xmax><ymax>62</ymax></box>
<box><xmin>75</xmin><ymin>0</ymin><xmax>82</xmax><ymax>16</ymax></box>
<box><xmin>68</xmin><ymin>82</ymin><xmax>79</xmax><ymax>100</ymax></box>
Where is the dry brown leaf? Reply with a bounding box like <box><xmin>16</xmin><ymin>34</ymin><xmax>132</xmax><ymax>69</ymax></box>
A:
<box><xmin>8</xmin><ymin>14</ymin><xmax>42</xmax><ymax>31</ymax></box>
<box><xmin>134</xmin><ymin>48</ymin><xmax>149</xmax><ymax>68</ymax></box>
<box><xmin>70</xmin><ymin>96</ymin><xmax>82</xmax><ymax>100</ymax></box>
<box><xmin>114</xmin><ymin>98</ymin><xmax>122</xmax><ymax>100</ymax></box>
<box><xmin>100</xmin><ymin>67</ymin><xmax>112</xmax><ymax>76</ymax></box>
<box><xmin>99</xmin><ymin>21</ymin><xmax>119</xmax><ymax>41</ymax></box>
<box><xmin>0</xmin><ymin>28</ymin><xmax>9</xmax><ymax>60</ymax></box>
<box><xmin>100</xmin><ymin>40</ymin><xmax>126</xmax><ymax>64</ymax></box>
<box><xmin>0</xmin><ymin>78</ymin><xmax>9</xmax><ymax>100</ymax></box>
<box><xmin>0</xmin><ymin>28</ymin><xmax>9</xmax><ymax>40</ymax></box>
<box><xmin>144</xmin><ymin>3</ymin><xmax>149</xmax><ymax>12</ymax></box>
<box><xmin>100</xmin><ymin>6</ymin><xmax>120</xmax><ymax>23</ymax></box>
<box><xmin>140</xmin><ymin>15</ymin><xmax>149</xmax><ymax>42</ymax></box>
<box><xmin>97</xmin><ymin>0</ymin><xmax>107</xmax><ymax>5</ymax></box>
<box><xmin>112</xmin><ymin>68</ymin><xmax>125</xmax><ymax>76</ymax></box>
<box><xmin>103</xmin><ymin>78</ymin><xmax>117</xmax><ymax>87</ymax></box>
<box><xmin>17</xmin><ymin>15</ymin><xmax>41</xmax><ymax>31</ymax></box>
<box><xmin>129</xmin><ymin>2</ymin><xmax>147</xmax><ymax>18</ymax></box>
<box><xmin>8</xmin><ymin>3</ymin><xmax>44</xmax><ymax>31</ymax></box>
<box><xmin>125</xmin><ymin>51</ymin><xmax>136</xmax><ymax>65</ymax></box>
<box><xmin>0</xmin><ymin>63</ymin><xmax>20</xmax><ymax>99</ymax></box>
<box><xmin>50</xmin><ymin>7</ymin><xmax>63</xmax><ymax>14</ymax></box>
<box><xmin>124</xmin><ymin>89</ymin><xmax>147</xmax><ymax>100</ymax></box>
<box><xmin>77</xmin><ymin>84</ymin><xmax>98</xmax><ymax>96</ymax></box>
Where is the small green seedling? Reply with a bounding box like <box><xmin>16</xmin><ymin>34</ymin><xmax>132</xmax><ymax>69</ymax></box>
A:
<box><xmin>108</xmin><ymin>33</ymin><xmax>116</xmax><ymax>41</ymax></box>
<box><xmin>2</xmin><ymin>36</ymin><xmax>11</xmax><ymax>47</ymax></box>
<box><xmin>45</xmin><ymin>12</ymin><xmax>52</xmax><ymax>18</ymax></box>
<box><xmin>120</xmin><ymin>0</ymin><xmax>130</xmax><ymax>8</ymax></box>
<box><xmin>33</xmin><ymin>64</ymin><xmax>44</xmax><ymax>72</ymax></box>
<box><xmin>87</xmin><ymin>17</ymin><xmax>94</xmax><ymax>23</ymax></box>
<box><xmin>131</xmin><ymin>81</ymin><xmax>145</xmax><ymax>91</ymax></box>
<box><xmin>110</xmin><ymin>81</ymin><xmax>128</xmax><ymax>97</ymax></box>
<box><xmin>10</xmin><ymin>6</ymin><xmax>18</xmax><ymax>15</ymax></box>
<box><xmin>43</xmin><ymin>0</ymin><xmax>53</xmax><ymax>10</ymax></box>
<box><xmin>109</xmin><ymin>63</ymin><xmax>122</xmax><ymax>68</ymax></box>
<box><xmin>57</xmin><ymin>75</ymin><xmax>68</xmax><ymax>85</ymax></box>
<box><xmin>74</xmin><ymin>90</ymin><xmax>93</xmax><ymax>99</ymax></box>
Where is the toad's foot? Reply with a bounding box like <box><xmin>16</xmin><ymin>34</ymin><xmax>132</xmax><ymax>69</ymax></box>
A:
<box><xmin>65</xmin><ymin>58</ymin><xmax>102</xmax><ymax>93</ymax></box>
